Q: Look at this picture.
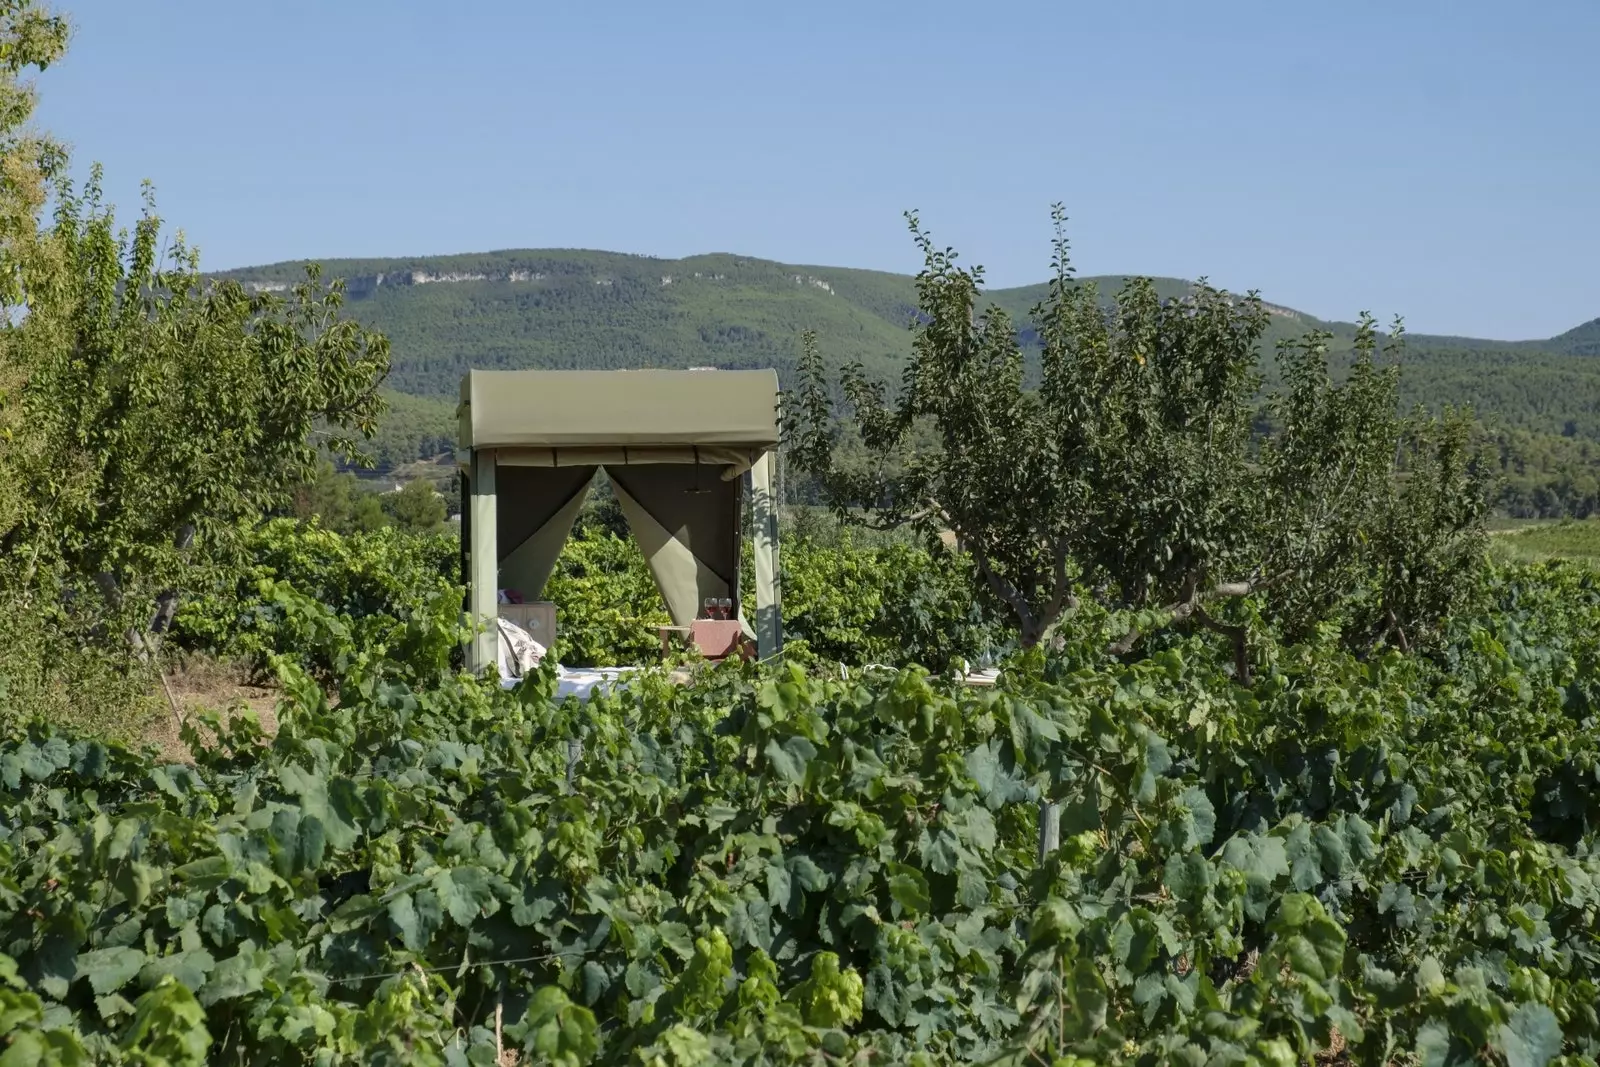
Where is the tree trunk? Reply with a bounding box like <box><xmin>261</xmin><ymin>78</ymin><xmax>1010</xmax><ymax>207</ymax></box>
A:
<box><xmin>145</xmin><ymin>524</ymin><xmax>196</xmax><ymax>654</ymax></box>
<box><xmin>1019</xmin><ymin>618</ymin><xmax>1045</xmax><ymax>649</ymax></box>
<box><xmin>93</xmin><ymin>570</ymin><xmax>149</xmax><ymax>661</ymax></box>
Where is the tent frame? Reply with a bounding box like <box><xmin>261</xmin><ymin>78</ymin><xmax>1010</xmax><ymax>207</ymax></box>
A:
<box><xmin>457</xmin><ymin>369</ymin><xmax>783</xmax><ymax>673</ymax></box>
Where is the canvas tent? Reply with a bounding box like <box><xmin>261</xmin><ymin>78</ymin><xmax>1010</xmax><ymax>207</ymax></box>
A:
<box><xmin>457</xmin><ymin>368</ymin><xmax>783</xmax><ymax>672</ymax></box>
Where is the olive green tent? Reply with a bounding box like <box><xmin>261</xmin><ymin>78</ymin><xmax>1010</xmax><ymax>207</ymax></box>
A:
<box><xmin>457</xmin><ymin>369</ymin><xmax>783</xmax><ymax>671</ymax></box>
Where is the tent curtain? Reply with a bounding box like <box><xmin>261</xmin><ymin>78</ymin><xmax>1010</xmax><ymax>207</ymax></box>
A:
<box><xmin>608</xmin><ymin>463</ymin><xmax>742</xmax><ymax>627</ymax></box>
<box><xmin>482</xmin><ymin>456</ymin><xmax>759</xmax><ymax>633</ymax></box>
<box><xmin>495</xmin><ymin>465</ymin><xmax>598</xmax><ymax>600</ymax></box>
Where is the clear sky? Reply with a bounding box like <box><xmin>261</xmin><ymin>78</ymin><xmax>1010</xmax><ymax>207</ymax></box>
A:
<box><xmin>31</xmin><ymin>0</ymin><xmax>1599</xmax><ymax>340</ymax></box>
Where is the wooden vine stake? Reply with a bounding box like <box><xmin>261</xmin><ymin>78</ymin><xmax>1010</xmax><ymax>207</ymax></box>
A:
<box><xmin>1037</xmin><ymin>800</ymin><xmax>1061</xmax><ymax>863</ymax></box>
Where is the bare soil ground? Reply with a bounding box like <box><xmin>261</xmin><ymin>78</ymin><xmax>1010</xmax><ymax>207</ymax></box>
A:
<box><xmin>141</xmin><ymin>656</ymin><xmax>280</xmax><ymax>762</ymax></box>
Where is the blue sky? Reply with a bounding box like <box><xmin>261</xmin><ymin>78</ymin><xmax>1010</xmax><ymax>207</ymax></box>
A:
<box><xmin>33</xmin><ymin>0</ymin><xmax>1599</xmax><ymax>339</ymax></box>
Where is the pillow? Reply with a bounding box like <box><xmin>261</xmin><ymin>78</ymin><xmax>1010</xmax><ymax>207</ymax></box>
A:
<box><xmin>496</xmin><ymin>617</ymin><xmax>547</xmax><ymax>678</ymax></box>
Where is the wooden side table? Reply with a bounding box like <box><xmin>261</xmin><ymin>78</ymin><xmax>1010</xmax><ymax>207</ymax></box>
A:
<box><xmin>657</xmin><ymin>625</ymin><xmax>692</xmax><ymax>658</ymax></box>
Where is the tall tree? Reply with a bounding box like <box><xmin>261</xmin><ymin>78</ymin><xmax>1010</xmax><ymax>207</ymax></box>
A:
<box><xmin>384</xmin><ymin>479</ymin><xmax>447</xmax><ymax>534</ymax></box>
<box><xmin>3</xmin><ymin>172</ymin><xmax>391</xmax><ymax>655</ymax></box>
<box><xmin>787</xmin><ymin>208</ymin><xmax>1490</xmax><ymax>671</ymax></box>
<box><xmin>0</xmin><ymin>0</ymin><xmax>391</xmax><ymax>707</ymax></box>
<box><xmin>0</xmin><ymin>0</ymin><xmax>69</xmax><ymax>540</ymax></box>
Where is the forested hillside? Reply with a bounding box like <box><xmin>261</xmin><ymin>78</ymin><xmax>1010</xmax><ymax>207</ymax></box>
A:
<box><xmin>1547</xmin><ymin>316</ymin><xmax>1600</xmax><ymax>356</ymax></box>
<box><xmin>259</xmin><ymin>250</ymin><xmax>1600</xmax><ymax>516</ymax></box>
<box><xmin>217</xmin><ymin>248</ymin><xmax>1599</xmax><ymax>408</ymax></box>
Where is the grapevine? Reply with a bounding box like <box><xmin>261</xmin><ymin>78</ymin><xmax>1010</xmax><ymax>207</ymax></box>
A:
<box><xmin>3</xmin><ymin>559</ymin><xmax>1599</xmax><ymax>1064</ymax></box>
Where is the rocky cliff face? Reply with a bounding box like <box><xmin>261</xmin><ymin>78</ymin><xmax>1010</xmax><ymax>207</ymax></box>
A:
<box><xmin>242</xmin><ymin>268</ymin><xmax>553</xmax><ymax>296</ymax></box>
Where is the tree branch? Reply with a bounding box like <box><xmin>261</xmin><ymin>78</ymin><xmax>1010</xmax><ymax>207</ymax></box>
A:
<box><xmin>1110</xmin><ymin>571</ymin><xmax>1199</xmax><ymax>656</ymax></box>
<box><xmin>845</xmin><ymin>505</ymin><xmax>937</xmax><ymax>532</ymax></box>
<box><xmin>1372</xmin><ymin>607</ymin><xmax>1411</xmax><ymax>655</ymax></box>
<box><xmin>1037</xmin><ymin>538</ymin><xmax>1080</xmax><ymax>639</ymax></box>
<box><xmin>937</xmin><ymin>501</ymin><xmax>1080</xmax><ymax>647</ymax></box>
<box><xmin>93</xmin><ymin>570</ymin><xmax>124</xmax><ymax>610</ymax></box>
<box><xmin>1107</xmin><ymin>568</ymin><xmax>1275</xmax><ymax>672</ymax></box>
<box><xmin>1194</xmin><ymin>603</ymin><xmax>1251</xmax><ymax>684</ymax></box>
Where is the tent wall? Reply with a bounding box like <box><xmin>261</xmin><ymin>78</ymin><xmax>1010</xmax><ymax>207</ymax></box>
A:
<box><xmin>608</xmin><ymin>463</ymin><xmax>741</xmax><ymax>627</ymax></box>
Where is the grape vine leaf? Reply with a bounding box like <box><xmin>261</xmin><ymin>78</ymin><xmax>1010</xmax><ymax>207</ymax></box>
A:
<box><xmin>76</xmin><ymin>947</ymin><xmax>146</xmax><ymax>996</ymax></box>
<box><xmin>765</xmin><ymin>736</ymin><xmax>817</xmax><ymax>786</ymax></box>
<box><xmin>1496</xmin><ymin>1002</ymin><xmax>1564</xmax><ymax>1067</ymax></box>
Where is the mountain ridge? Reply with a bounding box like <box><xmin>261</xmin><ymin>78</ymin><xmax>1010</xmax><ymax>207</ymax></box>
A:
<box><xmin>210</xmin><ymin>247</ymin><xmax>1591</xmax><ymax>354</ymax></box>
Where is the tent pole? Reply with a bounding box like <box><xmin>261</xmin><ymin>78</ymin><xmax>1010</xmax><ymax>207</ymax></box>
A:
<box><xmin>752</xmin><ymin>451</ymin><xmax>782</xmax><ymax>660</ymax></box>
<box><xmin>469</xmin><ymin>448</ymin><xmax>499</xmax><ymax>674</ymax></box>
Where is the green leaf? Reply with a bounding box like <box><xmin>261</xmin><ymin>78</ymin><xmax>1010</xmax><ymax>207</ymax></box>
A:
<box><xmin>139</xmin><ymin>949</ymin><xmax>216</xmax><ymax>992</ymax></box>
<box><xmin>510</xmin><ymin>986</ymin><xmax>599</xmax><ymax>1065</ymax></box>
<box><xmin>1414</xmin><ymin>956</ymin><xmax>1446</xmax><ymax>995</ymax></box>
<box><xmin>112</xmin><ymin>862</ymin><xmax>157</xmax><ymax>909</ymax></box>
<box><xmin>1162</xmin><ymin>853</ymin><xmax>1214</xmax><ymax>904</ymax></box>
<box><xmin>1340</xmin><ymin>815</ymin><xmax>1378</xmax><ymax>865</ymax></box>
<box><xmin>788</xmin><ymin>854</ymin><xmax>830</xmax><ymax>893</ymax></box>
<box><xmin>1283</xmin><ymin>821</ymin><xmax>1322</xmax><ymax>891</ymax></box>
<box><xmin>766</xmin><ymin>861</ymin><xmax>793</xmax><ymax>914</ymax></box>
<box><xmin>10</xmin><ymin>738</ymin><xmax>71</xmax><ymax>783</ymax></box>
<box><xmin>580</xmin><ymin>961</ymin><xmax>609</xmax><ymax>1006</ymax></box>
<box><xmin>34</xmin><ymin>933</ymin><xmax>77</xmax><ymax>1000</ymax></box>
<box><xmin>389</xmin><ymin>893</ymin><xmax>424</xmax><ymax>951</ymax></box>
<box><xmin>1415</xmin><ymin>1021</ymin><xmax>1452</xmax><ymax>1067</ymax></box>
<box><xmin>1064</xmin><ymin>957</ymin><xmax>1109</xmax><ymax>1036</ymax></box>
<box><xmin>199</xmin><ymin>949</ymin><xmax>267</xmax><ymax>1006</ymax></box>
<box><xmin>279</xmin><ymin>764</ymin><xmax>360</xmax><ymax>850</ymax></box>
<box><xmin>1132</xmin><ymin>971</ymin><xmax>1166</xmax><ymax>1024</ymax></box>
<box><xmin>1378</xmin><ymin>882</ymin><xmax>1417</xmax><ymax>928</ymax></box>
<box><xmin>1497</xmin><ymin>1003</ymin><xmax>1564</xmax><ymax>1067</ymax></box>
<box><xmin>887</xmin><ymin>863</ymin><xmax>931</xmax><ymax>917</ymax></box>
<box><xmin>965</xmin><ymin>742</ymin><xmax>1002</xmax><ymax>796</ymax></box>
<box><xmin>656</xmin><ymin>922</ymin><xmax>694</xmax><ymax>962</ymax></box>
<box><xmin>1157</xmin><ymin>785</ymin><xmax>1216</xmax><ymax>852</ymax></box>
<box><xmin>94</xmin><ymin>993</ymin><xmax>135</xmax><ymax>1022</ymax></box>
<box><xmin>1311</xmin><ymin>822</ymin><xmax>1350</xmax><ymax>879</ymax></box>
<box><xmin>297</xmin><ymin>816</ymin><xmax>327</xmax><ymax>872</ymax></box>
<box><xmin>1058</xmin><ymin>791</ymin><xmax>1101</xmax><ymax>837</ymax></box>
<box><xmin>920</xmin><ymin>828</ymin><xmax>962</xmax><ymax>875</ymax></box>
<box><xmin>432</xmin><ymin>866</ymin><xmax>497</xmax><ymax>926</ymax></box>
<box><xmin>764</xmin><ymin>735</ymin><xmax>817</xmax><ymax>785</ymax></box>
<box><xmin>726</xmin><ymin>899</ymin><xmax>773</xmax><ymax>951</ymax></box>
<box><xmin>962</xmin><ymin>807</ymin><xmax>998</xmax><ymax>854</ymax></box>
<box><xmin>77</xmin><ymin>947</ymin><xmax>146</xmax><ymax>996</ymax></box>
<box><xmin>1110</xmin><ymin>911</ymin><xmax>1160</xmax><ymax>973</ymax></box>
<box><xmin>1221</xmin><ymin>833</ymin><xmax>1288</xmax><ymax>887</ymax></box>
<box><xmin>172</xmin><ymin>855</ymin><xmax>231</xmax><ymax>891</ymax></box>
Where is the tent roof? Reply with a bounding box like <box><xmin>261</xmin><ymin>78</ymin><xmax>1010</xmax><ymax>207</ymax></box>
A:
<box><xmin>459</xmin><ymin>369</ymin><xmax>781</xmax><ymax>451</ymax></box>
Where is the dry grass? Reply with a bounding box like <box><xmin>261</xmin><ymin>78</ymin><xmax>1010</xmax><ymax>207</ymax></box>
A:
<box><xmin>1316</xmin><ymin>1026</ymin><xmax>1350</xmax><ymax>1065</ymax></box>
